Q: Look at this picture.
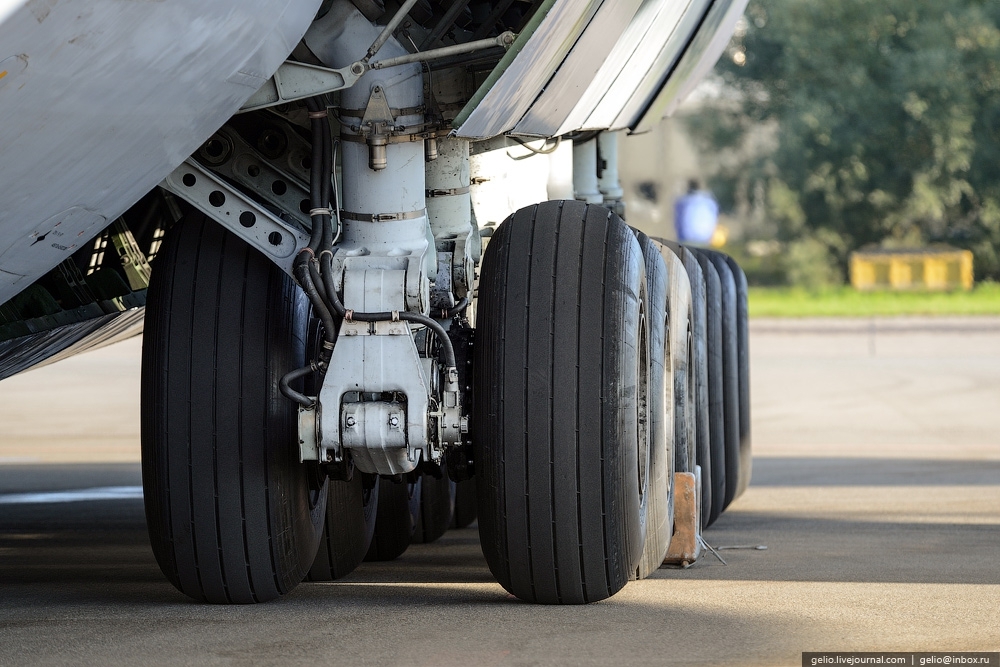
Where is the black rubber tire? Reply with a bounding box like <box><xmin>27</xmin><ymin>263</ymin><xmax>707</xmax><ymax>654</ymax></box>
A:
<box><xmin>474</xmin><ymin>200</ymin><xmax>649</xmax><ymax>604</ymax></box>
<box><xmin>141</xmin><ymin>213</ymin><xmax>327</xmax><ymax>604</ymax></box>
<box><xmin>364</xmin><ymin>475</ymin><xmax>421</xmax><ymax>561</ymax></box>
<box><xmin>703</xmin><ymin>251</ymin><xmax>741</xmax><ymax>511</ymax></box>
<box><xmin>413</xmin><ymin>464</ymin><xmax>455</xmax><ymax>544</ymax></box>
<box><xmin>307</xmin><ymin>473</ymin><xmax>379</xmax><ymax>581</ymax></box>
<box><xmin>451</xmin><ymin>477</ymin><xmax>477</xmax><ymax>529</ymax></box>
<box><xmin>672</xmin><ymin>245</ymin><xmax>712</xmax><ymax>529</ymax></box>
<box><xmin>655</xmin><ymin>241</ymin><xmax>697</xmax><ymax>475</ymax></box>
<box><xmin>726</xmin><ymin>255</ymin><xmax>752</xmax><ymax>500</ymax></box>
<box><xmin>635</xmin><ymin>232</ymin><xmax>672</xmax><ymax>580</ymax></box>
<box><xmin>692</xmin><ymin>250</ymin><xmax>727</xmax><ymax>527</ymax></box>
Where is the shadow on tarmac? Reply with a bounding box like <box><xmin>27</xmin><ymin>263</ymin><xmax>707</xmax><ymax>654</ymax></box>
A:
<box><xmin>0</xmin><ymin>474</ymin><xmax>816</xmax><ymax>667</ymax></box>
<box><xmin>751</xmin><ymin>456</ymin><xmax>1000</xmax><ymax>486</ymax></box>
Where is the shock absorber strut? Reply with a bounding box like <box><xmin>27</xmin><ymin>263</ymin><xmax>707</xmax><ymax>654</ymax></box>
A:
<box><xmin>293</xmin><ymin>0</ymin><xmax>464</xmax><ymax>475</ymax></box>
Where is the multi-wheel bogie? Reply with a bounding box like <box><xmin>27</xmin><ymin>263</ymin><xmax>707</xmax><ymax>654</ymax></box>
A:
<box><xmin>137</xmin><ymin>0</ymin><xmax>753</xmax><ymax>604</ymax></box>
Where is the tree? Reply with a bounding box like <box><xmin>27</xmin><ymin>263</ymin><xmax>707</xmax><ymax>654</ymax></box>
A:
<box><xmin>687</xmin><ymin>0</ymin><xmax>1000</xmax><ymax>282</ymax></box>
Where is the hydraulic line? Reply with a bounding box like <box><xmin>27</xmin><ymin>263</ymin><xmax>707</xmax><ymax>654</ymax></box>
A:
<box><xmin>515</xmin><ymin>135</ymin><xmax>561</xmax><ymax>153</ymax></box>
<box><xmin>308</xmin><ymin>257</ymin><xmax>329</xmax><ymax>305</ymax></box>
<box><xmin>285</xmin><ymin>96</ymin><xmax>460</xmax><ymax>407</ymax></box>
<box><xmin>319</xmin><ymin>251</ymin><xmax>457</xmax><ymax>370</ymax></box>
<box><xmin>442</xmin><ymin>297</ymin><xmax>468</xmax><ymax>319</ymax></box>
<box><xmin>305</xmin><ymin>98</ymin><xmax>328</xmax><ymax>250</ymax></box>
<box><xmin>320</xmin><ymin>108</ymin><xmax>333</xmax><ymax>250</ymax></box>
<box><xmin>280</xmin><ymin>364</ymin><xmax>317</xmax><ymax>407</ymax></box>
<box><xmin>298</xmin><ymin>96</ymin><xmax>337</xmax><ymax>340</ymax></box>
<box><xmin>293</xmin><ymin>257</ymin><xmax>337</xmax><ymax>346</ymax></box>
<box><xmin>281</xmin><ymin>97</ymin><xmax>337</xmax><ymax>405</ymax></box>
<box><xmin>507</xmin><ymin>136</ymin><xmax>561</xmax><ymax>159</ymax></box>
<box><xmin>330</xmin><ymin>138</ymin><xmax>343</xmax><ymax>245</ymax></box>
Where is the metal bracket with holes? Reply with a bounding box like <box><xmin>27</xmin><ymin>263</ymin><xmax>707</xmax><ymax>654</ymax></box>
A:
<box><xmin>159</xmin><ymin>159</ymin><xmax>311</xmax><ymax>278</ymax></box>
<box><xmin>195</xmin><ymin>127</ymin><xmax>312</xmax><ymax>229</ymax></box>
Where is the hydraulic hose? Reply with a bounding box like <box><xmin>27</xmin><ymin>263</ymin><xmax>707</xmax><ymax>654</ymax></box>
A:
<box><xmin>294</xmin><ymin>255</ymin><xmax>338</xmax><ymax>345</ymax></box>
<box><xmin>305</xmin><ymin>98</ymin><xmax>328</xmax><ymax>251</ymax></box>
<box><xmin>279</xmin><ymin>364</ymin><xmax>316</xmax><ymax>407</ymax></box>
<box><xmin>308</xmin><ymin>256</ymin><xmax>330</xmax><ymax>306</ymax></box>
<box><xmin>298</xmin><ymin>96</ymin><xmax>337</xmax><ymax>343</ymax></box>
<box><xmin>319</xmin><ymin>251</ymin><xmax>457</xmax><ymax>369</ymax></box>
<box><xmin>331</xmin><ymin>139</ymin><xmax>343</xmax><ymax>245</ymax></box>
<box><xmin>282</xmin><ymin>97</ymin><xmax>338</xmax><ymax>406</ymax></box>
<box><xmin>442</xmin><ymin>297</ymin><xmax>468</xmax><ymax>319</ymax></box>
<box><xmin>290</xmin><ymin>97</ymin><xmax>458</xmax><ymax>407</ymax></box>
<box><xmin>320</xmin><ymin>114</ymin><xmax>334</xmax><ymax>250</ymax></box>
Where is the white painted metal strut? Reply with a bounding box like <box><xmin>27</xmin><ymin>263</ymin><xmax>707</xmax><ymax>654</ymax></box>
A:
<box><xmin>369</xmin><ymin>33</ymin><xmax>515</xmax><ymax>70</ymax></box>
<box><xmin>240</xmin><ymin>33</ymin><xmax>516</xmax><ymax>112</ymax></box>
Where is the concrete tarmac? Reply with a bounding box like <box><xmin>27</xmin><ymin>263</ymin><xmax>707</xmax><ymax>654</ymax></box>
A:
<box><xmin>1</xmin><ymin>318</ymin><xmax>999</xmax><ymax>666</ymax></box>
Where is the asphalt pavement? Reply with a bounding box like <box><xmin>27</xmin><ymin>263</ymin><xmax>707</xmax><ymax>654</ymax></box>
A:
<box><xmin>1</xmin><ymin>318</ymin><xmax>998</xmax><ymax>666</ymax></box>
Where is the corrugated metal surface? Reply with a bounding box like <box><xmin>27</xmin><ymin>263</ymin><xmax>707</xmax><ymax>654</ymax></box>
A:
<box><xmin>512</xmin><ymin>0</ymin><xmax>644</xmax><ymax>137</ymax></box>
<box><xmin>0</xmin><ymin>308</ymin><xmax>144</xmax><ymax>381</ymax></box>
<box><xmin>456</xmin><ymin>0</ymin><xmax>747</xmax><ymax>139</ymax></box>
<box><xmin>453</xmin><ymin>0</ymin><xmax>601</xmax><ymax>139</ymax></box>
<box><xmin>630</xmin><ymin>0</ymin><xmax>750</xmax><ymax>133</ymax></box>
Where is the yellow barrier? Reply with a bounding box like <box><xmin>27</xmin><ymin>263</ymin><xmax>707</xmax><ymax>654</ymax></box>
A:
<box><xmin>850</xmin><ymin>248</ymin><xmax>973</xmax><ymax>291</ymax></box>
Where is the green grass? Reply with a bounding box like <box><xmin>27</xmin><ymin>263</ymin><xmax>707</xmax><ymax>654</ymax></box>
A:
<box><xmin>748</xmin><ymin>282</ymin><xmax>1000</xmax><ymax>317</ymax></box>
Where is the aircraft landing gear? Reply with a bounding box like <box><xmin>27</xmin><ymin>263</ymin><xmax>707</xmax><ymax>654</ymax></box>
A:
<box><xmin>473</xmin><ymin>200</ymin><xmax>652</xmax><ymax>604</ymax></box>
<box><xmin>308</xmin><ymin>472</ymin><xmax>379</xmax><ymax>581</ymax></box>
<box><xmin>634</xmin><ymin>231</ymin><xmax>674</xmax><ymax>580</ymax></box>
<box><xmin>141</xmin><ymin>213</ymin><xmax>327</xmax><ymax>604</ymax></box>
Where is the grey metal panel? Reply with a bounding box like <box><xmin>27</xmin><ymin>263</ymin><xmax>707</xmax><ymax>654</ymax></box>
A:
<box><xmin>512</xmin><ymin>0</ymin><xmax>643</xmax><ymax>137</ymax></box>
<box><xmin>589</xmin><ymin>0</ymin><xmax>712</xmax><ymax>131</ymax></box>
<box><xmin>540</xmin><ymin>0</ymin><xmax>706</xmax><ymax>135</ymax></box>
<box><xmin>449</xmin><ymin>0</ymin><xmax>746</xmax><ymax>138</ymax></box>
<box><xmin>630</xmin><ymin>0</ymin><xmax>750</xmax><ymax>133</ymax></box>
<box><xmin>454</xmin><ymin>0</ymin><xmax>602</xmax><ymax>140</ymax></box>
<box><xmin>0</xmin><ymin>0</ymin><xmax>322</xmax><ymax>305</ymax></box>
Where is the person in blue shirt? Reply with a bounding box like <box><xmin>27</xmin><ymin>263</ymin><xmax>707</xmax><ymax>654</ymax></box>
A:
<box><xmin>674</xmin><ymin>179</ymin><xmax>719</xmax><ymax>245</ymax></box>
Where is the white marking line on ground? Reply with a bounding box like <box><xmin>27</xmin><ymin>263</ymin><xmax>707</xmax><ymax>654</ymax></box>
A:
<box><xmin>0</xmin><ymin>486</ymin><xmax>143</xmax><ymax>504</ymax></box>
